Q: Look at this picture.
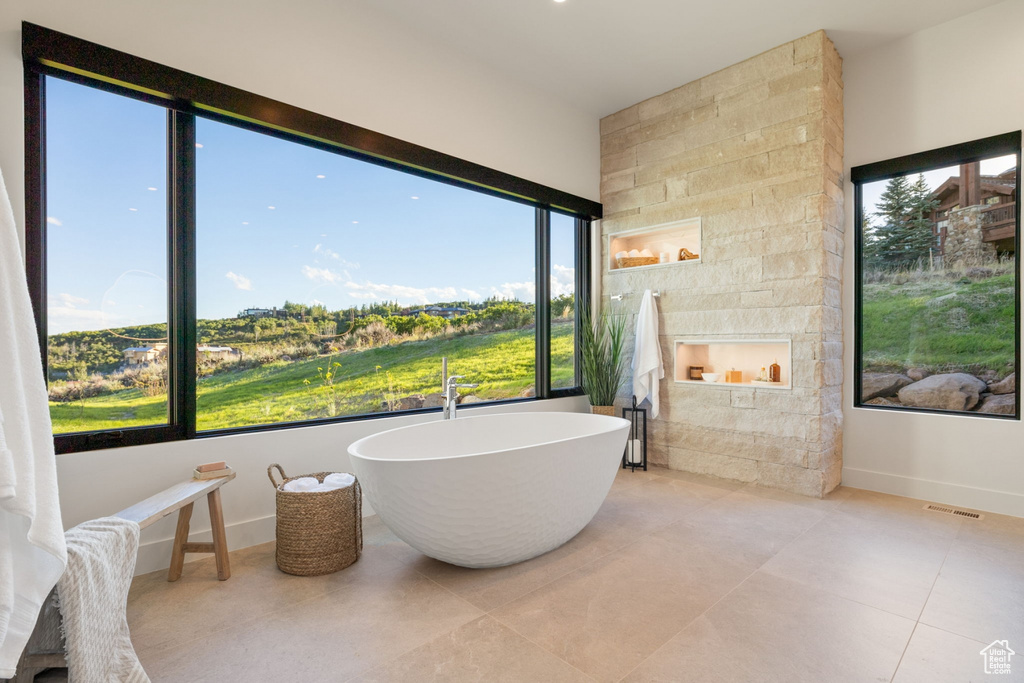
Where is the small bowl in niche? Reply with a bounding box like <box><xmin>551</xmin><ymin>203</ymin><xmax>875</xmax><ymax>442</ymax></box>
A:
<box><xmin>701</xmin><ymin>373</ymin><xmax>721</xmax><ymax>383</ymax></box>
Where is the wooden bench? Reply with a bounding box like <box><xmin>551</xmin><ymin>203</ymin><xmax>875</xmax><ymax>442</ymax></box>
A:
<box><xmin>2</xmin><ymin>473</ymin><xmax>236</xmax><ymax>682</ymax></box>
<box><xmin>114</xmin><ymin>471</ymin><xmax>235</xmax><ymax>582</ymax></box>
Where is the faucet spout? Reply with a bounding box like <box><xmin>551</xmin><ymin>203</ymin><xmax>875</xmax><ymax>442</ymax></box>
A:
<box><xmin>442</xmin><ymin>366</ymin><xmax>477</xmax><ymax>420</ymax></box>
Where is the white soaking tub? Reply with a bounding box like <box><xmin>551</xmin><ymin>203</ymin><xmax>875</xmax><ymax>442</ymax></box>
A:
<box><xmin>347</xmin><ymin>411</ymin><xmax>630</xmax><ymax>568</ymax></box>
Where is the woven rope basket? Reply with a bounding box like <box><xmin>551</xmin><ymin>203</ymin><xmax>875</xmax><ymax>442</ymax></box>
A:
<box><xmin>616</xmin><ymin>256</ymin><xmax>659</xmax><ymax>269</ymax></box>
<box><xmin>268</xmin><ymin>464</ymin><xmax>362</xmax><ymax>576</ymax></box>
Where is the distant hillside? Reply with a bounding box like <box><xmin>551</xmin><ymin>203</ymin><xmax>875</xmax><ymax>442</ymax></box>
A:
<box><xmin>50</xmin><ymin>321</ymin><xmax>575</xmax><ymax>434</ymax></box>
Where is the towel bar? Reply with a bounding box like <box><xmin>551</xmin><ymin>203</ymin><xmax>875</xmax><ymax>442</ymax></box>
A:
<box><xmin>610</xmin><ymin>291</ymin><xmax>660</xmax><ymax>301</ymax></box>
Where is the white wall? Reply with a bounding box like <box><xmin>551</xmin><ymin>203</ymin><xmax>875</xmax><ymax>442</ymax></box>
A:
<box><xmin>0</xmin><ymin>0</ymin><xmax>599</xmax><ymax>573</ymax></box>
<box><xmin>842</xmin><ymin>0</ymin><xmax>1024</xmax><ymax>517</ymax></box>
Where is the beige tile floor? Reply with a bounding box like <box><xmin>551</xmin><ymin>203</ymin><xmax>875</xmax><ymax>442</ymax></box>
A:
<box><xmin>127</xmin><ymin>466</ymin><xmax>1024</xmax><ymax>682</ymax></box>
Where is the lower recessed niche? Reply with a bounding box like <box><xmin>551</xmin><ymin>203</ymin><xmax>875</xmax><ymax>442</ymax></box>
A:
<box><xmin>674</xmin><ymin>339</ymin><xmax>792</xmax><ymax>390</ymax></box>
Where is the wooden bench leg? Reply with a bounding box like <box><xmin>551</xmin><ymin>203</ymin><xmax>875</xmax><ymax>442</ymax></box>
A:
<box><xmin>207</xmin><ymin>488</ymin><xmax>231</xmax><ymax>581</ymax></box>
<box><xmin>167</xmin><ymin>502</ymin><xmax>193</xmax><ymax>582</ymax></box>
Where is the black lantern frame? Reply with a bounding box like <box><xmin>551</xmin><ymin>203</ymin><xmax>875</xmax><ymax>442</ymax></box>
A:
<box><xmin>621</xmin><ymin>396</ymin><xmax>647</xmax><ymax>471</ymax></box>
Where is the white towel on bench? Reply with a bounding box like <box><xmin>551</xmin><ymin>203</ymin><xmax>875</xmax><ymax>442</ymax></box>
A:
<box><xmin>58</xmin><ymin>517</ymin><xmax>150</xmax><ymax>683</ymax></box>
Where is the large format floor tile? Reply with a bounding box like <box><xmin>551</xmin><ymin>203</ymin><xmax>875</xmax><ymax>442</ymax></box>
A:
<box><xmin>137</xmin><ymin>563</ymin><xmax>482</xmax><ymax>682</ymax></box>
<box><xmin>489</xmin><ymin>534</ymin><xmax>754</xmax><ymax>682</ymax></box>
<box><xmin>125</xmin><ymin>473</ymin><xmax>1024</xmax><ymax>683</ymax></box>
<box><xmin>891</xmin><ymin>624</ymin><xmax>990</xmax><ymax>683</ymax></box>
<box><xmin>352</xmin><ymin>616</ymin><xmax>594</xmax><ymax>683</ymax></box>
<box><xmin>127</xmin><ymin>537</ymin><xmax>408</xmax><ymax>658</ymax></box>
<box><xmin>653</xmin><ymin>489</ymin><xmax>826</xmax><ymax>569</ymax></box>
<box><xmin>919</xmin><ymin>538</ymin><xmax>1024</xmax><ymax>647</ymax></box>
<box><xmin>834</xmin><ymin>488</ymin><xmax>963</xmax><ymax>540</ymax></box>
<box><xmin>622</xmin><ymin>572</ymin><xmax>916</xmax><ymax>683</ymax></box>
<box><xmin>760</xmin><ymin>510</ymin><xmax>953</xmax><ymax>619</ymax></box>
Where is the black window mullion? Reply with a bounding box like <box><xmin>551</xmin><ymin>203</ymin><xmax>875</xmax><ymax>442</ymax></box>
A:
<box><xmin>574</xmin><ymin>217</ymin><xmax>591</xmax><ymax>390</ymax></box>
<box><xmin>169</xmin><ymin>110</ymin><xmax>197</xmax><ymax>438</ymax></box>
<box><xmin>535</xmin><ymin>207</ymin><xmax>551</xmax><ymax>399</ymax></box>
<box><xmin>24</xmin><ymin>69</ymin><xmax>47</xmax><ymax>376</ymax></box>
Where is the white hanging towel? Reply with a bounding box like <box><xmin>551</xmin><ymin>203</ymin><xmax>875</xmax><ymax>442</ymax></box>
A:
<box><xmin>631</xmin><ymin>289</ymin><xmax>665</xmax><ymax>418</ymax></box>
<box><xmin>0</xmin><ymin>166</ymin><xmax>67</xmax><ymax>677</ymax></box>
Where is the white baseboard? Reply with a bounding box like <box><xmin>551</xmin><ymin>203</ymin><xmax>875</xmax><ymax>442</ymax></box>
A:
<box><xmin>842</xmin><ymin>467</ymin><xmax>1024</xmax><ymax>519</ymax></box>
<box><xmin>135</xmin><ymin>497</ymin><xmax>376</xmax><ymax>576</ymax></box>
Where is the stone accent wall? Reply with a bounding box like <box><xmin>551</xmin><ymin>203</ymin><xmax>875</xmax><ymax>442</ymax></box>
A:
<box><xmin>944</xmin><ymin>206</ymin><xmax>996</xmax><ymax>263</ymax></box>
<box><xmin>599</xmin><ymin>31</ymin><xmax>844</xmax><ymax>497</ymax></box>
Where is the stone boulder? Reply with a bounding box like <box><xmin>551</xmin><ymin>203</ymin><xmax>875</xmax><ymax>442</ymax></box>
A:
<box><xmin>864</xmin><ymin>396</ymin><xmax>901</xmax><ymax>407</ymax></box>
<box><xmin>422</xmin><ymin>393</ymin><xmax>445</xmax><ymax>408</ymax></box>
<box><xmin>391</xmin><ymin>394</ymin><xmax>424</xmax><ymax>411</ymax></box>
<box><xmin>897</xmin><ymin>373</ymin><xmax>987</xmax><ymax>411</ymax></box>
<box><xmin>988</xmin><ymin>373</ymin><xmax>1015</xmax><ymax>396</ymax></box>
<box><xmin>906</xmin><ymin>368</ymin><xmax>931</xmax><ymax>382</ymax></box>
<box><xmin>861</xmin><ymin>373</ymin><xmax>912</xmax><ymax>401</ymax></box>
<box><xmin>459</xmin><ymin>395</ymin><xmax>485</xmax><ymax>404</ymax></box>
<box><xmin>976</xmin><ymin>393</ymin><xmax>1015</xmax><ymax>415</ymax></box>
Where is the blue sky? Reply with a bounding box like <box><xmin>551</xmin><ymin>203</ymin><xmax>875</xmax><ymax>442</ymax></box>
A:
<box><xmin>45</xmin><ymin>77</ymin><xmax>576</xmax><ymax>333</ymax></box>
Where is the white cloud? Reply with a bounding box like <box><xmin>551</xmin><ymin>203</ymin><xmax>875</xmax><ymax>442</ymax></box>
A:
<box><xmin>313</xmin><ymin>243</ymin><xmax>339</xmax><ymax>260</ymax></box>
<box><xmin>312</xmin><ymin>245</ymin><xmax>360</xmax><ymax>270</ymax></box>
<box><xmin>54</xmin><ymin>292</ymin><xmax>89</xmax><ymax>309</ymax></box>
<box><xmin>48</xmin><ymin>307</ymin><xmax>117</xmax><ymax>333</ymax></box>
<box><xmin>47</xmin><ymin>216</ymin><xmax>62</xmax><ymax>226</ymax></box>
<box><xmin>225</xmin><ymin>271</ymin><xmax>253</xmax><ymax>291</ymax></box>
<box><xmin>302</xmin><ymin>265</ymin><xmax>345</xmax><ymax>284</ymax></box>
<box><xmin>551</xmin><ymin>264</ymin><xmax>576</xmax><ymax>298</ymax></box>
<box><xmin>490</xmin><ymin>281</ymin><xmax>536</xmax><ymax>302</ymax></box>
<box><xmin>346</xmin><ymin>281</ymin><xmax>458</xmax><ymax>305</ymax></box>
<box><xmin>460</xmin><ymin>288</ymin><xmax>482</xmax><ymax>300</ymax></box>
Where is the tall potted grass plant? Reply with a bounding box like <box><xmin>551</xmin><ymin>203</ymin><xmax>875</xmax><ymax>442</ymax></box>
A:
<box><xmin>579</xmin><ymin>305</ymin><xmax>627</xmax><ymax>415</ymax></box>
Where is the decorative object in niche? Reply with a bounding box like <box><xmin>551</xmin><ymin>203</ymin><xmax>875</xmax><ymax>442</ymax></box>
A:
<box><xmin>688</xmin><ymin>365</ymin><xmax>704</xmax><ymax>380</ymax></box>
<box><xmin>769</xmin><ymin>359</ymin><xmax>781</xmax><ymax>383</ymax></box>
<box><xmin>701</xmin><ymin>373</ymin><xmax>722</xmax><ymax>383</ymax></box>
<box><xmin>675</xmin><ymin>339</ymin><xmax>792</xmax><ymax>390</ymax></box>
<box><xmin>617</xmin><ymin>255</ymin><xmax>660</xmax><ymax>269</ymax></box>
<box><xmin>606</xmin><ymin>217</ymin><xmax>701</xmax><ymax>272</ymax></box>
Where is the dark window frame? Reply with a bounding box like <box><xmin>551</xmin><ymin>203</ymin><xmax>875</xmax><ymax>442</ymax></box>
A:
<box><xmin>851</xmin><ymin>131</ymin><xmax>1021</xmax><ymax>420</ymax></box>
<box><xmin>24</xmin><ymin>22</ymin><xmax>599</xmax><ymax>454</ymax></box>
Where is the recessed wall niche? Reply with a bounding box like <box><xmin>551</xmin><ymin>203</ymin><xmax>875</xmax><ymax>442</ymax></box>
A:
<box><xmin>675</xmin><ymin>339</ymin><xmax>791</xmax><ymax>390</ymax></box>
<box><xmin>606</xmin><ymin>218</ymin><xmax>701</xmax><ymax>272</ymax></box>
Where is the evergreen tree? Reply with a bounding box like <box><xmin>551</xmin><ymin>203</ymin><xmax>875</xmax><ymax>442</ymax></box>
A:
<box><xmin>864</xmin><ymin>174</ymin><xmax>941</xmax><ymax>270</ymax></box>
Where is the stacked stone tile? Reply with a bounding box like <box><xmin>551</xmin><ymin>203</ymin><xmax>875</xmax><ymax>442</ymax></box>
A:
<box><xmin>599</xmin><ymin>31</ymin><xmax>844</xmax><ymax>497</ymax></box>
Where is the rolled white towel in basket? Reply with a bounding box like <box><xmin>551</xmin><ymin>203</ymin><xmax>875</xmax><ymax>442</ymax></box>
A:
<box><xmin>322</xmin><ymin>473</ymin><xmax>355</xmax><ymax>489</ymax></box>
<box><xmin>284</xmin><ymin>473</ymin><xmax>355</xmax><ymax>493</ymax></box>
<box><xmin>282</xmin><ymin>477</ymin><xmax>319</xmax><ymax>493</ymax></box>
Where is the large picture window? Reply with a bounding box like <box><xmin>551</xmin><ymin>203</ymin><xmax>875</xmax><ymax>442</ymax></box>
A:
<box><xmin>853</xmin><ymin>133</ymin><xmax>1020</xmax><ymax>418</ymax></box>
<box><xmin>24</xmin><ymin>23</ymin><xmax>600</xmax><ymax>453</ymax></box>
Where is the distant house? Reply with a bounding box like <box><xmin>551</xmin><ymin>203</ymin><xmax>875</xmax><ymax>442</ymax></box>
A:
<box><xmin>197</xmin><ymin>345</ymin><xmax>240</xmax><ymax>362</ymax></box>
<box><xmin>929</xmin><ymin>162</ymin><xmax>1017</xmax><ymax>257</ymax></box>
<box><xmin>240</xmin><ymin>306</ymin><xmax>297</xmax><ymax>320</ymax></box>
<box><xmin>123</xmin><ymin>343</ymin><xmax>168</xmax><ymax>366</ymax></box>
<box><xmin>408</xmin><ymin>305</ymin><xmax>469</xmax><ymax>319</ymax></box>
<box><xmin>124</xmin><ymin>343</ymin><xmax>239</xmax><ymax>365</ymax></box>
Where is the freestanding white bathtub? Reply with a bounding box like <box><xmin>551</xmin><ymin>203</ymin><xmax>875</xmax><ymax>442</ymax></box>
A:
<box><xmin>347</xmin><ymin>411</ymin><xmax>630</xmax><ymax>568</ymax></box>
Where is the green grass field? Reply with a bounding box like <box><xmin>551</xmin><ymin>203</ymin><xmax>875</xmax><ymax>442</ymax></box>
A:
<box><xmin>50</xmin><ymin>321</ymin><xmax>575</xmax><ymax>434</ymax></box>
<box><xmin>862</xmin><ymin>272</ymin><xmax>1015</xmax><ymax>373</ymax></box>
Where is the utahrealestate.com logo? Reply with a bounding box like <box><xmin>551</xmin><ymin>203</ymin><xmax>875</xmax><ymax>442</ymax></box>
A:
<box><xmin>980</xmin><ymin>640</ymin><xmax>1015</xmax><ymax>675</ymax></box>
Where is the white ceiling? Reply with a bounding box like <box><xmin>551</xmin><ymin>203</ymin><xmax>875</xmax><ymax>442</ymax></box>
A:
<box><xmin>356</xmin><ymin>0</ymin><xmax>1006</xmax><ymax>118</ymax></box>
